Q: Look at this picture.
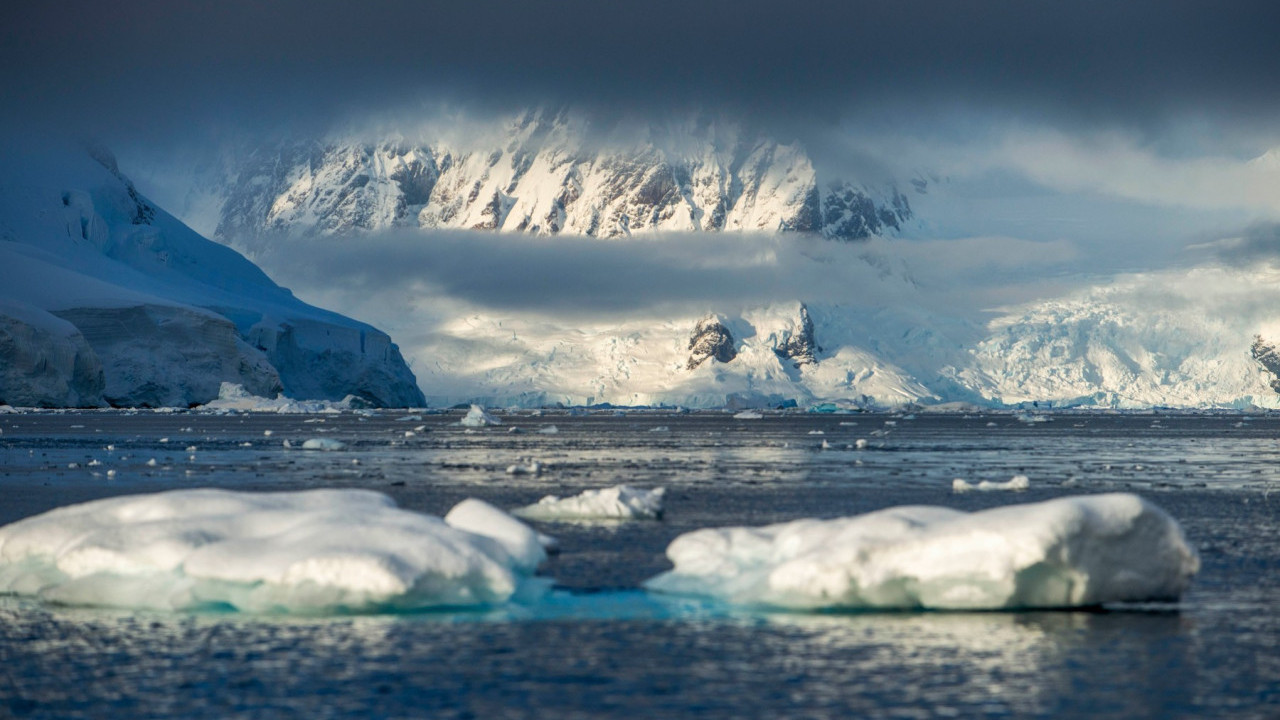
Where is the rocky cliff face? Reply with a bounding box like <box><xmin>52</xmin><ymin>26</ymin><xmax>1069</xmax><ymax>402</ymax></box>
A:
<box><xmin>773</xmin><ymin>304</ymin><xmax>820</xmax><ymax>368</ymax></box>
<box><xmin>687</xmin><ymin>316</ymin><xmax>738</xmax><ymax>370</ymax></box>
<box><xmin>1250</xmin><ymin>335</ymin><xmax>1280</xmax><ymax>392</ymax></box>
<box><xmin>181</xmin><ymin>111</ymin><xmax>909</xmax><ymax>253</ymax></box>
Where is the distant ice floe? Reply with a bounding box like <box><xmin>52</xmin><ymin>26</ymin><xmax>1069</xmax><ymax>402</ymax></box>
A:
<box><xmin>952</xmin><ymin>475</ymin><xmax>1030</xmax><ymax>493</ymax></box>
<box><xmin>513</xmin><ymin>485</ymin><xmax>666</xmax><ymax>522</ymax></box>
<box><xmin>0</xmin><ymin>490</ymin><xmax>550</xmax><ymax>613</ymax></box>
<box><xmin>0</xmin><ymin>404</ymin><xmax>17</xmax><ymax>414</ymax></box>
<box><xmin>460</xmin><ymin>404</ymin><xmax>501</xmax><ymax>427</ymax></box>
<box><xmin>196</xmin><ymin>383</ymin><xmax>355</xmax><ymax>414</ymax></box>
<box><xmin>300</xmin><ymin>438</ymin><xmax>346</xmax><ymax>451</ymax></box>
<box><xmin>733</xmin><ymin>411</ymin><xmax>763</xmax><ymax>419</ymax></box>
<box><xmin>644</xmin><ymin>493</ymin><xmax>1198</xmax><ymax>610</ymax></box>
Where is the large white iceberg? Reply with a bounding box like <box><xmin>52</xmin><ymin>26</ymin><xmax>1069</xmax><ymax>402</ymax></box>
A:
<box><xmin>644</xmin><ymin>494</ymin><xmax>1199</xmax><ymax>610</ymax></box>
<box><xmin>0</xmin><ymin>489</ymin><xmax>549</xmax><ymax>613</ymax></box>
<box><xmin>512</xmin><ymin>485</ymin><xmax>666</xmax><ymax>522</ymax></box>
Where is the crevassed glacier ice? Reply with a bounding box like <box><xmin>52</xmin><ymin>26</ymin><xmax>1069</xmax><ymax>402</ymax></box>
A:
<box><xmin>513</xmin><ymin>485</ymin><xmax>666</xmax><ymax>522</ymax></box>
<box><xmin>0</xmin><ymin>489</ymin><xmax>550</xmax><ymax>613</ymax></box>
<box><xmin>644</xmin><ymin>494</ymin><xmax>1199</xmax><ymax>610</ymax></box>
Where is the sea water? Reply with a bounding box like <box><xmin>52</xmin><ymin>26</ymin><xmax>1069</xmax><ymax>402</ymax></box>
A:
<box><xmin>0</xmin><ymin>410</ymin><xmax>1277</xmax><ymax>718</ymax></box>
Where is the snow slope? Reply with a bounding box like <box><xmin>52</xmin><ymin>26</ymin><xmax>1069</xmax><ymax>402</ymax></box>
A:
<box><xmin>0</xmin><ymin>144</ymin><xmax>424</xmax><ymax>407</ymax></box>
<box><xmin>142</xmin><ymin>110</ymin><xmax>910</xmax><ymax>255</ymax></box>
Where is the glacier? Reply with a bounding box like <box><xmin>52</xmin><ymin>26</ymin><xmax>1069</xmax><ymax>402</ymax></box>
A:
<box><xmin>0</xmin><ymin>143</ymin><xmax>425</xmax><ymax>408</ymax></box>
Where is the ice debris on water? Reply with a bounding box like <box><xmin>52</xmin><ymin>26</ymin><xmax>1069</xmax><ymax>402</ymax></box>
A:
<box><xmin>855</xmin><ymin>439</ymin><xmax>869</xmax><ymax>449</ymax></box>
<box><xmin>301</xmin><ymin>438</ymin><xmax>346</xmax><ymax>451</ymax></box>
<box><xmin>952</xmin><ymin>475</ymin><xmax>1030</xmax><ymax>493</ymax></box>
<box><xmin>506</xmin><ymin>461</ymin><xmax>542</xmax><ymax>476</ymax></box>
<box><xmin>644</xmin><ymin>493</ymin><xmax>1199</xmax><ymax>610</ymax></box>
<box><xmin>460</xmin><ymin>405</ymin><xmax>501</xmax><ymax>427</ymax></box>
<box><xmin>536</xmin><ymin>425</ymin><xmax>559</xmax><ymax>435</ymax></box>
<box><xmin>0</xmin><ymin>490</ymin><xmax>551</xmax><ymax>613</ymax></box>
<box><xmin>733</xmin><ymin>411</ymin><xmax>763</xmax><ymax>420</ymax></box>
<box><xmin>513</xmin><ymin>485</ymin><xmax>666</xmax><ymax>522</ymax></box>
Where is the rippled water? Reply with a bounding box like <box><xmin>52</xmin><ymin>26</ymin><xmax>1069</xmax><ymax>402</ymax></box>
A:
<box><xmin>1</xmin><ymin>410</ymin><xmax>1278</xmax><ymax>718</ymax></box>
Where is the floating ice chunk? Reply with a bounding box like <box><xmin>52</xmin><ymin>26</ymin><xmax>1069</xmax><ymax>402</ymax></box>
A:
<box><xmin>536</xmin><ymin>425</ymin><xmax>559</xmax><ymax>435</ymax></box>
<box><xmin>649</xmin><ymin>426</ymin><xmax>670</xmax><ymax>432</ymax></box>
<box><xmin>1016</xmin><ymin>413</ymin><xmax>1050</xmax><ymax>424</ymax></box>
<box><xmin>854</xmin><ymin>439</ymin><xmax>869</xmax><ymax>450</ymax></box>
<box><xmin>733</xmin><ymin>411</ymin><xmax>763</xmax><ymax>420</ymax></box>
<box><xmin>506</xmin><ymin>461</ymin><xmax>542</xmax><ymax>476</ymax></box>
<box><xmin>0</xmin><ymin>405</ymin><xmax>17</xmax><ymax>414</ymax></box>
<box><xmin>198</xmin><ymin>383</ymin><xmax>352</xmax><ymax>414</ymax></box>
<box><xmin>443</xmin><ymin>498</ymin><xmax>547</xmax><ymax>572</ymax></box>
<box><xmin>952</xmin><ymin>475</ymin><xmax>1030</xmax><ymax>493</ymax></box>
<box><xmin>146</xmin><ymin>458</ymin><xmax>157</xmax><ymax>467</ymax></box>
<box><xmin>644</xmin><ymin>493</ymin><xmax>1199</xmax><ymax>611</ymax></box>
<box><xmin>460</xmin><ymin>405</ymin><xmax>501</xmax><ymax>427</ymax></box>
<box><xmin>301</xmin><ymin>438</ymin><xmax>346</xmax><ymax>451</ymax></box>
<box><xmin>513</xmin><ymin>485</ymin><xmax>665</xmax><ymax>522</ymax></box>
<box><xmin>0</xmin><ymin>489</ymin><xmax>548</xmax><ymax>613</ymax></box>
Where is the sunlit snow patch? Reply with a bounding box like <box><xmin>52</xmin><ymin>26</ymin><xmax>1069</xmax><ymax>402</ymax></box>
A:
<box><xmin>513</xmin><ymin>485</ymin><xmax>666</xmax><ymax>522</ymax></box>
<box><xmin>952</xmin><ymin>475</ymin><xmax>1029</xmax><ymax>493</ymax></box>
<box><xmin>0</xmin><ymin>490</ymin><xmax>550</xmax><ymax>613</ymax></box>
<box><xmin>460</xmin><ymin>404</ymin><xmax>501</xmax><ymax>427</ymax></box>
<box><xmin>644</xmin><ymin>493</ymin><xmax>1198</xmax><ymax>610</ymax></box>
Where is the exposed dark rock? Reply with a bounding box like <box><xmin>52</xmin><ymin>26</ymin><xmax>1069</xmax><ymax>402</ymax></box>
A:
<box><xmin>1251</xmin><ymin>335</ymin><xmax>1280</xmax><ymax>392</ymax></box>
<box><xmin>687</xmin><ymin>317</ymin><xmax>737</xmax><ymax>370</ymax></box>
<box><xmin>774</xmin><ymin>304</ymin><xmax>820</xmax><ymax>368</ymax></box>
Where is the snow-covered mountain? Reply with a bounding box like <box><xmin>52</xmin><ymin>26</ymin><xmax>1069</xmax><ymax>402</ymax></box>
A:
<box><xmin>0</xmin><ymin>144</ymin><xmax>425</xmax><ymax>408</ymax></box>
<box><xmin>147</xmin><ymin>110</ymin><xmax>911</xmax><ymax>254</ymax></box>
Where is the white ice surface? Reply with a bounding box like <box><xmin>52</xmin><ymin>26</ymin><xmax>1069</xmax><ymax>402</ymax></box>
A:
<box><xmin>459</xmin><ymin>404</ymin><xmax>501</xmax><ymax>427</ymax></box>
<box><xmin>300</xmin><ymin>438</ymin><xmax>346</xmax><ymax>451</ymax></box>
<box><xmin>198</xmin><ymin>383</ymin><xmax>355</xmax><ymax>413</ymax></box>
<box><xmin>513</xmin><ymin>485</ymin><xmax>666</xmax><ymax>522</ymax></box>
<box><xmin>952</xmin><ymin>475</ymin><xmax>1030</xmax><ymax>493</ymax></box>
<box><xmin>0</xmin><ymin>489</ymin><xmax>550</xmax><ymax>613</ymax></box>
<box><xmin>644</xmin><ymin>493</ymin><xmax>1199</xmax><ymax>610</ymax></box>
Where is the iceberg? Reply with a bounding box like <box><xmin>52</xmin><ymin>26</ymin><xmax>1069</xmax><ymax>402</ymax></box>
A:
<box><xmin>459</xmin><ymin>404</ymin><xmax>501</xmax><ymax>427</ymax></box>
<box><xmin>644</xmin><ymin>494</ymin><xmax>1199</xmax><ymax>610</ymax></box>
<box><xmin>197</xmin><ymin>382</ymin><xmax>355</xmax><ymax>413</ymax></box>
<box><xmin>0</xmin><ymin>489</ymin><xmax>550</xmax><ymax>613</ymax></box>
<box><xmin>513</xmin><ymin>485</ymin><xmax>666</xmax><ymax>522</ymax></box>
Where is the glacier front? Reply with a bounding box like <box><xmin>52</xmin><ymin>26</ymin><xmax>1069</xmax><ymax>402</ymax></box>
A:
<box><xmin>0</xmin><ymin>143</ymin><xmax>424</xmax><ymax>408</ymax></box>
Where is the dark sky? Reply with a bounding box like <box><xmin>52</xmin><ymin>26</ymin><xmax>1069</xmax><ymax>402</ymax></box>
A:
<box><xmin>4</xmin><ymin>0</ymin><xmax>1279</xmax><ymax>147</ymax></box>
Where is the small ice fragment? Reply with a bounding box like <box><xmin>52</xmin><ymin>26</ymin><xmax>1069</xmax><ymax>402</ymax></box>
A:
<box><xmin>855</xmin><ymin>439</ymin><xmax>868</xmax><ymax>450</ymax></box>
<box><xmin>506</xmin><ymin>461</ymin><xmax>542</xmax><ymax>475</ymax></box>
<box><xmin>404</xmin><ymin>431</ymin><xmax>416</xmax><ymax>438</ymax></box>
<box><xmin>733</xmin><ymin>411</ymin><xmax>763</xmax><ymax>420</ymax></box>
<box><xmin>301</xmin><ymin>438</ymin><xmax>346</xmax><ymax>451</ymax></box>
<box><xmin>146</xmin><ymin>458</ymin><xmax>157</xmax><ymax>467</ymax></box>
<box><xmin>1017</xmin><ymin>414</ymin><xmax>1049</xmax><ymax>424</ymax></box>
<box><xmin>808</xmin><ymin>430</ymin><xmax>824</xmax><ymax>435</ymax></box>
<box><xmin>536</xmin><ymin>425</ymin><xmax>559</xmax><ymax>435</ymax></box>
<box><xmin>159</xmin><ymin>438</ymin><xmax>169</xmax><ymax>443</ymax></box>
<box><xmin>513</xmin><ymin>485</ymin><xmax>665</xmax><ymax>522</ymax></box>
<box><xmin>986</xmin><ymin>422</ymin><xmax>998</xmax><ymax>427</ymax></box>
<box><xmin>838</xmin><ymin>422</ymin><xmax>858</xmax><ymax>427</ymax></box>
<box><xmin>649</xmin><ymin>426</ymin><xmax>670</xmax><ymax>432</ymax></box>
<box><xmin>414</xmin><ymin>425</ymin><xmax>427</xmax><ymax>432</ymax></box>
<box><xmin>883</xmin><ymin>421</ymin><xmax>896</xmax><ymax>427</ymax></box>
<box><xmin>67</xmin><ymin>463</ymin><xmax>79</xmax><ymax>469</ymax></box>
<box><xmin>240</xmin><ymin>442</ymin><xmax>252</xmax><ymax>447</ymax></box>
<box><xmin>186</xmin><ymin>446</ymin><xmax>197</xmax><ymax>453</ymax></box>
<box><xmin>952</xmin><ymin>475</ymin><xmax>1030</xmax><ymax>493</ymax></box>
<box><xmin>460</xmin><ymin>405</ymin><xmax>501</xmax><ymax>427</ymax></box>
<box><xmin>263</xmin><ymin>430</ymin><xmax>273</xmax><ymax>437</ymax></box>
<box><xmin>444</xmin><ymin>498</ymin><xmax>547</xmax><ymax>572</ymax></box>
<box><xmin>87</xmin><ymin>459</ymin><xmax>101</xmax><ymax>467</ymax></box>
<box><xmin>106</xmin><ymin>470</ymin><xmax>116</xmax><ymax>478</ymax></box>
<box><xmin>820</xmin><ymin>440</ymin><xmax>831</xmax><ymax>450</ymax></box>
<box><xmin>105</xmin><ymin>445</ymin><xmax>115</xmax><ymax>451</ymax></box>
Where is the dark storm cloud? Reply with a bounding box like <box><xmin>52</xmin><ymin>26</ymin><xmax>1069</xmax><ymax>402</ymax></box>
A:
<box><xmin>1211</xmin><ymin>223</ymin><xmax>1280</xmax><ymax>266</ymax></box>
<box><xmin>3</xmin><ymin>0</ymin><xmax>1279</xmax><ymax>142</ymax></box>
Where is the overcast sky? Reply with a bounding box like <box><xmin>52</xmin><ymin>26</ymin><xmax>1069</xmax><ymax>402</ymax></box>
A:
<box><xmin>5</xmin><ymin>1</ymin><xmax>1279</xmax><ymax>145</ymax></box>
<box><xmin>6</xmin><ymin>1</ymin><xmax>1280</xmax><ymax>319</ymax></box>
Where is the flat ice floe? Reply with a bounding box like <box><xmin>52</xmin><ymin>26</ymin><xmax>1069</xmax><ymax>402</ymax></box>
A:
<box><xmin>952</xmin><ymin>475</ymin><xmax>1030</xmax><ymax>492</ymax></box>
<box><xmin>645</xmin><ymin>494</ymin><xmax>1199</xmax><ymax>610</ymax></box>
<box><xmin>0</xmin><ymin>489</ymin><xmax>549</xmax><ymax>613</ymax></box>
<box><xmin>513</xmin><ymin>485</ymin><xmax>666</xmax><ymax>522</ymax></box>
